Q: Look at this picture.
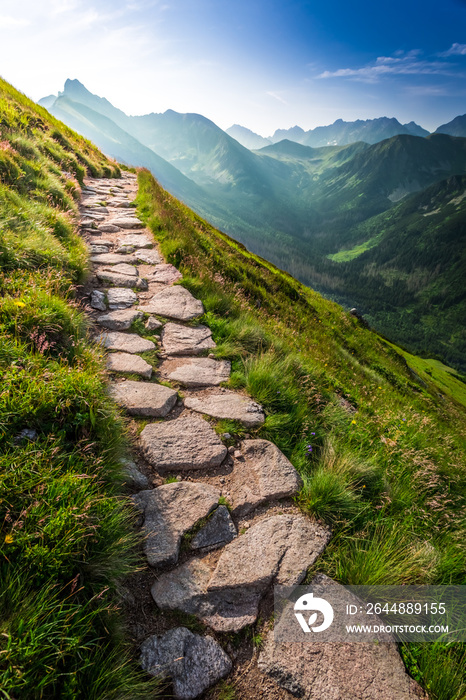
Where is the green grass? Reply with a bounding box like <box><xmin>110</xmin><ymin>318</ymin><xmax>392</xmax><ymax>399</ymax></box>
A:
<box><xmin>0</xmin><ymin>79</ymin><xmax>159</xmax><ymax>698</ymax></box>
<box><xmin>326</xmin><ymin>231</ymin><xmax>383</xmax><ymax>262</ymax></box>
<box><xmin>136</xmin><ymin>167</ymin><xmax>466</xmax><ymax>699</ymax></box>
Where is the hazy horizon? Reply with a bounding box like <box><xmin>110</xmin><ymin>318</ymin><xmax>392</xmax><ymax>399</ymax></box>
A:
<box><xmin>1</xmin><ymin>0</ymin><xmax>465</xmax><ymax>135</ymax></box>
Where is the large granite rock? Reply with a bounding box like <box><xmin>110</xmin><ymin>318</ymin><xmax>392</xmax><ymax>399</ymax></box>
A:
<box><xmin>97</xmin><ymin>308</ymin><xmax>142</xmax><ymax>330</ymax></box>
<box><xmin>228</xmin><ymin>439</ymin><xmax>302</xmax><ymax>515</ymax></box>
<box><xmin>110</xmin><ymin>380</ymin><xmax>177</xmax><ymax>417</ymax></box>
<box><xmin>107</xmin><ymin>263</ymin><xmax>138</xmax><ymax>276</ymax></box>
<box><xmin>161</xmin><ymin>323</ymin><xmax>216</xmax><ymax>356</ymax></box>
<box><xmin>191</xmin><ymin>505</ymin><xmax>237</xmax><ymax>551</ymax></box>
<box><xmin>184</xmin><ymin>390</ymin><xmax>264</xmax><ymax>427</ymax></box>
<box><xmin>107</xmin><ymin>287</ymin><xmax>138</xmax><ymax>310</ymax></box>
<box><xmin>133</xmin><ymin>482</ymin><xmax>220</xmax><ymax>567</ymax></box>
<box><xmin>139</xmin><ymin>415</ymin><xmax>227</xmax><ymax>471</ymax></box>
<box><xmin>106</xmin><ymin>352</ymin><xmax>153</xmax><ymax>379</ymax></box>
<box><xmin>140</xmin><ymin>627</ymin><xmax>231</xmax><ymax>700</ymax></box>
<box><xmin>95</xmin><ymin>331</ymin><xmax>155</xmax><ymax>354</ymax></box>
<box><xmin>97</xmin><ymin>223</ymin><xmax>121</xmax><ymax>233</ymax></box>
<box><xmin>259</xmin><ymin>599</ymin><xmax>427</xmax><ymax>700</ymax></box>
<box><xmin>159</xmin><ymin>357</ymin><xmax>231</xmax><ymax>387</ymax></box>
<box><xmin>138</xmin><ymin>286</ymin><xmax>204</xmax><ymax>321</ymax></box>
<box><xmin>151</xmin><ymin>514</ymin><xmax>331</xmax><ymax>631</ymax></box>
<box><xmin>95</xmin><ymin>269</ymin><xmax>148</xmax><ymax>290</ymax></box>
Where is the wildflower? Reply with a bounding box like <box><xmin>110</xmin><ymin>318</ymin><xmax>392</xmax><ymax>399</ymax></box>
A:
<box><xmin>311</xmin><ymin>432</ymin><xmax>315</xmax><ymax>435</ymax></box>
<box><xmin>306</xmin><ymin>445</ymin><xmax>313</xmax><ymax>453</ymax></box>
<box><xmin>14</xmin><ymin>301</ymin><xmax>25</xmax><ymax>308</ymax></box>
<box><xmin>351</xmin><ymin>420</ymin><xmax>357</xmax><ymax>424</ymax></box>
<box><xmin>4</xmin><ymin>534</ymin><xmax>13</xmax><ymax>544</ymax></box>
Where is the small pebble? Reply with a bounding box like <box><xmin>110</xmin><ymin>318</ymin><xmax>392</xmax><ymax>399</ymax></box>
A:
<box><xmin>176</xmin><ymin>475</ymin><xmax>182</xmax><ymax>481</ymax></box>
<box><xmin>228</xmin><ymin>446</ymin><xmax>235</xmax><ymax>455</ymax></box>
<box><xmin>234</xmin><ymin>450</ymin><xmax>242</xmax><ymax>459</ymax></box>
<box><xmin>222</xmin><ymin>433</ymin><xmax>232</xmax><ymax>440</ymax></box>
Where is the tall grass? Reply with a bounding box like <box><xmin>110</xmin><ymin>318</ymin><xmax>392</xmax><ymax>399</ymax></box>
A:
<box><xmin>0</xmin><ymin>79</ymin><xmax>158</xmax><ymax>698</ymax></box>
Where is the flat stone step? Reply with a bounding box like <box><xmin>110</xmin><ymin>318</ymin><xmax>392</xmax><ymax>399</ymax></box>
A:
<box><xmin>97</xmin><ymin>308</ymin><xmax>142</xmax><ymax>331</ymax></box>
<box><xmin>258</xmin><ymin>577</ymin><xmax>428</xmax><ymax>699</ymax></box>
<box><xmin>161</xmin><ymin>323</ymin><xmax>216</xmax><ymax>356</ymax></box>
<box><xmin>90</xmin><ymin>253</ymin><xmax>138</xmax><ymax>265</ymax></box>
<box><xmin>191</xmin><ymin>505</ymin><xmax>237</xmax><ymax>552</ymax></box>
<box><xmin>148</xmin><ymin>264</ymin><xmax>183</xmax><ymax>285</ymax></box>
<box><xmin>118</xmin><ymin>234</ymin><xmax>153</xmax><ymax>249</ymax></box>
<box><xmin>133</xmin><ymin>482</ymin><xmax>220</xmax><ymax>567</ymax></box>
<box><xmin>95</xmin><ymin>269</ymin><xmax>148</xmax><ymax>290</ymax></box>
<box><xmin>159</xmin><ymin>357</ymin><xmax>231</xmax><ymax>387</ymax></box>
<box><xmin>105</xmin><ymin>263</ymin><xmax>138</xmax><ymax>277</ymax></box>
<box><xmin>97</xmin><ymin>223</ymin><xmax>121</xmax><ymax>233</ymax></box>
<box><xmin>138</xmin><ymin>286</ymin><xmax>204</xmax><ymax>321</ymax></box>
<box><xmin>227</xmin><ymin>439</ymin><xmax>302</xmax><ymax>515</ymax></box>
<box><xmin>106</xmin><ymin>352</ymin><xmax>153</xmax><ymax>379</ymax></box>
<box><xmin>139</xmin><ymin>415</ymin><xmax>228</xmax><ymax>471</ymax></box>
<box><xmin>184</xmin><ymin>389</ymin><xmax>264</xmax><ymax>427</ymax></box>
<box><xmin>135</xmin><ymin>249</ymin><xmax>162</xmax><ymax>264</ymax></box>
<box><xmin>107</xmin><ymin>288</ymin><xmax>138</xmax><ymax>310</ymax></box>
<box><xmin>89</xmin><ymin>245</ymin><xmax>109</xmax><ymax>254</ymax></box>
<box><xmin>140</xmin><ymin>627</ymin><xmax>231</xmax><ymax>700</ymax></box>
<box><xmin>113</xmin><ymin>217</ymin><xmax>143</xmax><ymax>229</ymax></box>
<box><xmin>151</xmin><ymin>514</ymin><xmax>331</xmax><ymax>632</ymax></box>
<box><xmin>95</xmin><ymin>331</ymin><xmax>155</xmax><ymax>354</ymax></box>
<box><xmin>110</xmin><ymin>380</ymin><xmax>177</xmax><ymax>416</ymax></box>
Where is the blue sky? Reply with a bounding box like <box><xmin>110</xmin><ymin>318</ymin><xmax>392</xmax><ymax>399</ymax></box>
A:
<box><xmin>0</xmin><ymin>0</ymin><xmax>465</xmax><ymax>134</ymax></box>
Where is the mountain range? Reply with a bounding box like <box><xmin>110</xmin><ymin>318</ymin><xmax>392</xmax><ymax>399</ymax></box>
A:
<box><xmin>39</xmin><ymin>80</ymin><xmax>466</xmax><ymax>370</ymax></box>
<box><xmin>227</xmin><ymin>116</ymin><xmax>431</xmax><ymax>149</ymax></box>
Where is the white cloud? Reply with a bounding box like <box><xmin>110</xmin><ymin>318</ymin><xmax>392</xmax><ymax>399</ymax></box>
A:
<box><xmin>318</xmin><ymin>49</ymin><xmax>458</xmax><ymax>83</ymax></box>
<box><xmin>440</xmin><ymin>42</ymin><xmax>466</xmax><ymax>57</ymax></box>
<box><xmin>266</xmin><ymin>91</ymin><xmax>288</xmax><ymax>104</ymax></box>
<box><xmin>0</xmin><ymin>14</ymin><xmax>30</xmax><ymax>27</ymax></box>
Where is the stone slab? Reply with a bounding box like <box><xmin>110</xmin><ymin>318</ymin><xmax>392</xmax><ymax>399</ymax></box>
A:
<box><xmin>228</xmin><ymin>439</ymin><xmax>302</xmax><ymax>515</ymax></box>
<box><xmin>97</xmin><ymin>309</ymin><xmax>142</xmax><ymax>331</ymax></box>
<box><xmin>106</xmin><ymin>352</ymin><xmax>153</xmax><ymax>379</ymax></box>
<box><xmin>161</xmin><ymin>323</ymin><xmax>216</xmax><ymax>356</ymax></box>
<box><xmin>159</xmin><ymin>357</ymin><xmax>231</xmax><ymax>387</ymax></box>
<box><xmin>191</xmin><ymin>505</ymin><xmax>237</xmax><ymax>551</ymax></box>
<box><xmin>110</xmin><ymin>380</ymin><xmax>177</xmax><ymax>417</ymax></box>
<box><xmin>148</xmin><ymin>264</ymin><xmax>183</xmax><ymax>285</ymax></box>
<box><xmin>107</xmin><ymin>288</ymin><xmax>138</xmax><ymax>310</ymax></box>
<box><xmin>107</xmin><ymin>263</ymin><xmax>138</xmax><ymax>277</ymax></box>
<box><xmin>118</xmin><ymin>234</ymin><xmax>153</xmax><ymax>249</ymax></box>
<box><xmin>89</xmin><ymin>245</ymin><xmax>109</xmax><ymax>254</ymax></box>
<box><xmin>95</xmin><ymin>269</ymin><xmax>148</xmax><ymax>290</ymax></box>
<box><xmin>184</xmin><ymin>390</ymin><xmax>264</xmax><ymax>427</ymax></box>
<box><xmin>138</xmin><ymin>286</ymin><xmax>204</xmax><ymax>321</ymax></box>
<box><xmin>146</xmin><ymin>317</ymin><xmax>163</xmax><ymax>331</ymax></box>
<box><xmin>135</xmin><ymin>249</ymin><xmax>163</xmax><ymax>264</ymax></box>
<box><xmin>140</xmin><ymin>627</ymin><xmax>231</xmax><ymax>700</ymax></box>
<box><xmin>97</xmin><ymin>223</ymin><xmax>121</xmax><ymax>233</ymax></box>
<box><xmin>95</xmin><ymin>331</ymin><xmax>155</xmax><ymax>354</ymax></box>
<box><xmin>133</xmin><ymin>482</ymin><xmax>220</xmax><ymax>567</ymax></box>
<box><xmin>113</xmin><ymin>217</ymin><xmax>143</xmax><ymax>229</ymax></box>
<box><xmin>90</xmin><ymin>253</ymin><xmax>138</xmax><ymax>265</ymax></box>
<box><xmin>90</xmin><ymin>290</ymin><xmax>107</xmax><ymax>311</ymax></box>
<box><xmin>151</xmin><ymin>514</ymin><xmax>331</xmax><ymax>631</ymax></box>
<box><xmin>258</xmin><ymin>577</ymin><xmax>427</xmax><ymax>700</ymax></box>
<box><xmin>139</xmin><ymin>415</ymin><xmax>227</xmax><ymax>471</ymax></box>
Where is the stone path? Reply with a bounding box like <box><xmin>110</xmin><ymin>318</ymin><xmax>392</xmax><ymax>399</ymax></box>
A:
<box><xmin>80</xmin><ymin>174</ymin><xmax>426</xmax><ymax>700</ymax></box>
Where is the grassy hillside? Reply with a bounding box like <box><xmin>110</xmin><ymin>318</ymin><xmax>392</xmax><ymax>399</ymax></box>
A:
<box><xmin>0</xmin><ymin>78</ymin><xmax>157</xmax><ymax>698</ymax></box>
<box><xmin>136</xmin><ymin>168</ymin><xmax>466</xmax><ymax>700</ymax></box>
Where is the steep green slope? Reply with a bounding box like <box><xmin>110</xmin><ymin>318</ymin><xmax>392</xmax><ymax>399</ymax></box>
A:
<box><xmin>0</xmin><ymin>78</ymin><xmax>156</xmax><ymax>698</ymax></box>
<box><xmin>136</xmin><ymin>168</ymin><xmax>466</xmax><ymax>699</ymax></box>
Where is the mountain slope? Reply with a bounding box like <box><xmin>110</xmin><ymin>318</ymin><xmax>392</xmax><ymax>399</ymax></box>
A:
<box><xmin>435</xmin><ymin>113</ymin><xmax>466</xmax><ymax>137</ymax></box>
<box><xmin>226</xmin><ymin>124</ymin><xmax>272</xmax><ymax>149</ymax></box>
